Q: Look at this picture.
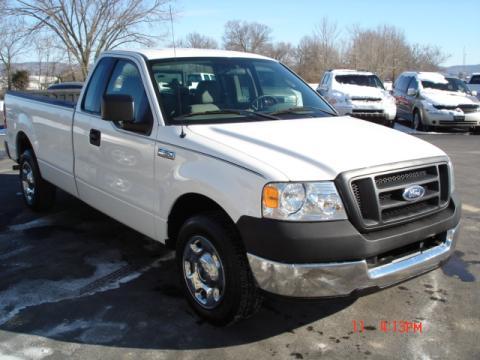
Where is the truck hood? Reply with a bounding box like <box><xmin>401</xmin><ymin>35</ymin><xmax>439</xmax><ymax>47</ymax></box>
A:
<box><xmin>188</xmin><ymin>116</ymin><xmax>446</xmax><ymax>181</ymax></box>
<box><xmin>334</xmin><ymin>84</ymin><xmax>389</xmax><ymax>99</ymax></box>
<box><xmin>422</xmin><ymin>89</ymin><xmax>480</xmax><ymax>106</ymax></box>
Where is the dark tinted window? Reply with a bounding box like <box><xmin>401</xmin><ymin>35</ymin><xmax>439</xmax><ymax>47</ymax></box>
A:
<box><xmin>335</xmin><ymin>74</ymin><xmax>384</xmax><ymax>89</ymax></box>
<box><xmin>395</xmin><ymin>76</ymin><xmax>411</xmax><ymax>93</ymax></box>
<box><xmin>105</xmin><ymin>60</ymin><xmax>153</xmax><ymax>134</ymax></box>
<box><xmin>82</xmin><ymin>58</ymin><xmax>114</xmax><ymax>113</ymax></box>
<box><xmin>470</xmin><ymin>75</ymin><xmax>480</xmax><ymax>85</ymax></box>
<box><xmin>407</xmin><ymin>77</ymin><xmax>419</xmax><ymax>91</ymax></box>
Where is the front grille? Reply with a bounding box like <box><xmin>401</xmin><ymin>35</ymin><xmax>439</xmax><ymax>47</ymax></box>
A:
<box><xmin>439</xmin><ymin>121</ymin><xmax>477</xmax><ymax>125</ymax></box>
<box><xmin>366</xmin><ymin>234</ymin><xmax>445</xmax><ymax>268</ymax></box>
<box><xmin>352</xmin><ymin>109</ymin><xmax>384</xmax><ymax>114</ymax></box>
<box><xmin>433</xmin><ymin>104</ymin><xmax>479</xmax><ymax>113</ymax></box>
<box><xmin>345</xmin><ymin>163</ymin><xmax>450</xmax><ymax>231</ymax></box>
<box><xmin>459</xmin><ymin>104</ymin><xmax>479</xmax><ymax>113</ymax></box>
<box><xmin>351</xmin><ymin>97</ymin><xmax>382</xmax><ymax>102</ymax></box>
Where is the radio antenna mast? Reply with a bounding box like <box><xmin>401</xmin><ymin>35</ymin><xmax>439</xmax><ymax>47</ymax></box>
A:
<box><xmin>169</xmin><ymin>6</ymin><xmax>176</xmax><ymax>57</ymax></box>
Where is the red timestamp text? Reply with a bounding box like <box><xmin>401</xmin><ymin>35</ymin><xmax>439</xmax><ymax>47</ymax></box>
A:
<box><xmin>352</xmin><ymin>320</ymin><xmax>424</xmax><ymax>334</ymax></box>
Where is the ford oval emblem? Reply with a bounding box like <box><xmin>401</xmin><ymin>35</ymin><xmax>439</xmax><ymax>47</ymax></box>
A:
<box><xmin>402</xmin><ymin>185</ymin><xmax>426</xmax><ymax>201</ymax></box>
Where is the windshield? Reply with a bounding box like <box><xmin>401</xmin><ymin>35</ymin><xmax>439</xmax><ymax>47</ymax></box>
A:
<box><xmin>421</xmin><ymin>80</ymin><xmax>451</xmax><ymax>91</ymax></box>
<box><xmin>446</xmin><ymin>78</ymin><xmax>471</xmax><ymax>94</ymax></box>
<box><xmin>149</xmin><ymin>57</ymin><xmax>335</xmax><ymax>124</ymax></box>
<box><xmin>335</xmin><ymin>74</ymin><xmax>385</xmax><ymax>89</ymax></box>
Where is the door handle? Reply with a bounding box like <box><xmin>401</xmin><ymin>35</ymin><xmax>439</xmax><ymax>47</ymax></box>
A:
<box><xmin>89</xmin><ymin>129</ymin><xmax>101</xmax><ymax>146</ymax></box>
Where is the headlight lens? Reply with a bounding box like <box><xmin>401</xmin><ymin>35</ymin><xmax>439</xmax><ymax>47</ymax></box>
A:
<box><xmin>422</xmin><ymin>100</ymin><xmax>440</xmax><ymax>113</ymax></box>
<box><xmin>262</xmin><ymin>182</ymin><xmax>347</xmax><ymax>221</ymax></box>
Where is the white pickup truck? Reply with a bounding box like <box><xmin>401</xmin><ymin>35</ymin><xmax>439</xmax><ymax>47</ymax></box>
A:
<box><xmin>4</xmin><ymin>49</ymin><xmax>461</xmax><ymax>325</ymax></box>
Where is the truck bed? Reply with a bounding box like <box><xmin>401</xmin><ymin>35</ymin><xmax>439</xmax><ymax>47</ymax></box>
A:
<box><xmin>5</xmin><ymin>91</ymin><xmax>78</xmax><ymax>196</ymax></box>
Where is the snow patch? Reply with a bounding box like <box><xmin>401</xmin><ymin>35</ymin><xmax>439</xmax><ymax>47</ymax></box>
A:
<box><xmin>418</xmin><ymin>72</ymin><xmax>448</xmax><ymax>84</ymax></box>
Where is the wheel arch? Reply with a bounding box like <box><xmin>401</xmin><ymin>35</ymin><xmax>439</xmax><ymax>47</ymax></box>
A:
<box><xmin>166</xmin><ymin>192</ymin><xmax>235</xmax><ymax>248</ymax></box>
<box><xmin>16</xmin><ymin>131</ymin><xmax>34</xmax><ymax>159</ymax></box>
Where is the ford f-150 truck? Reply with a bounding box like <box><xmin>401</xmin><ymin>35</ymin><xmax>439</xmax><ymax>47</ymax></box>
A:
<box><xmin>4</xmin><ymin>49</ymin><xmax>461</xmax><ymax>325</ymax></box>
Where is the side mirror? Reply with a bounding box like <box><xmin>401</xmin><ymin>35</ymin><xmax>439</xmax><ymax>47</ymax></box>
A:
<box><xmin>407</xmin><ymin>88</ymin><xmax>418</xmax><ymax>97</ymax></box>
<box><xmin>101</xmin><ymin>94</ymin><xmax>134</xmax><ymax>122</ymax></box>
<box><xmin>471</xmin><ymin>90</ymin><xmax>477</xmax><ymax>97</ymax></box>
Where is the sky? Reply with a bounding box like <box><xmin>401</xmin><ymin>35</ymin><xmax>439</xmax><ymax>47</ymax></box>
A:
<box><xmin>166</xmin><ymin>0</ymin><xmax>480</xmax><ymax>66</ymax></box>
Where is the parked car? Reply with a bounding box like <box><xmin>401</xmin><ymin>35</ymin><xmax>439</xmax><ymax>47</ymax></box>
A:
<box><xmin>393</xmin><ymin>71</ymin><xmax>480</xmax><ymax>133</ymax></box>
<box><xmin>4</xmin><ymin>49</ymin><xmax>460</xmax><ymax>325</ymax></box>
<box><xmin>317</xmin><ymin>69</ymin><xmax>397</xmax><ymax>127</ymax></box>
<box><xmin>467</xmin><ymin>73</ymin><xmax>480</xmax><ymax>99</ymax></box>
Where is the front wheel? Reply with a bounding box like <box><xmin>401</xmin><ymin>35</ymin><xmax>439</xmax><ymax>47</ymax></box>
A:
<box><xmin>19</xmin><ymin>149</ymin><xmax>56</xmax><ymax>211</ymax></box>
<box><xmin>176</xmin><ymin>212</ymin><xmax>262</xmax><ymax>325</ymax></box>
<box><xmin>412</xmin><ymin>111</ymin><xmax>431</xmax><ymax>132</ymax></box>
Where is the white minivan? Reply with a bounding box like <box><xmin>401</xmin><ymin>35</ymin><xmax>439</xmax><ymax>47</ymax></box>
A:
<box><xmin>317</xmin><ymin>69</ymin><xmax>397</xmax><ymax>127</ymax></box>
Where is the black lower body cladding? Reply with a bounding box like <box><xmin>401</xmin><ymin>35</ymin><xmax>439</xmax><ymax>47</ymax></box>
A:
<box><xmin>236</xmin><ymin>192</ymin><xmax>461</xmax><ymax>264</ymax></box>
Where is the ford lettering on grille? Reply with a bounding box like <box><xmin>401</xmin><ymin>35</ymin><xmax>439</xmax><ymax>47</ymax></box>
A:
<box><xmin>402</xmin><ymin>185</ymin><xmax>426</xmax><ymax>201</ymax></box>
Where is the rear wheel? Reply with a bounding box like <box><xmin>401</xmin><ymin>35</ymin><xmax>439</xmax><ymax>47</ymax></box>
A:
<box><xmin>176</xmin><ymin>211</ymin><xmax>262</xmax><ymax>325</ymax></box>
<box><xmin>19</xmin><ymin>149</ymin><xmax>56</xmax><ymax>211</ymax></box>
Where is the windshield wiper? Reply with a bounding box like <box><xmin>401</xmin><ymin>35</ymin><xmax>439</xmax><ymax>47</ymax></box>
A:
<box><xmin>269</xmin><ymin>106</ymin><xmax>336</xmax><ymax>117</ymax></box>
<box><xmin>173</xmin><ymin>109</ymin><xmax>279</xmax><ymax>121</ymax></box>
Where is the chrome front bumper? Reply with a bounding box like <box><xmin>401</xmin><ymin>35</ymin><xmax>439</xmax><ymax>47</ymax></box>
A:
<box><xmin>247</xmin><ymin>224</ymin><xmax>459</xmax><ymax>297</ymax></box>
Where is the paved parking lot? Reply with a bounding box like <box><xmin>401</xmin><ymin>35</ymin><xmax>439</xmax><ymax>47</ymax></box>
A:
<box><xmin>0</xmin><ymin>130</ymin><xmax>479</xmax><ymax>359</ymax></box>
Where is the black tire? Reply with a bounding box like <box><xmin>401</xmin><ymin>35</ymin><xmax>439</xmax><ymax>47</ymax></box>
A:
<box><xmin>386</xmin><ymin>119</ymin><xmax>395</xmax><ymax>128</ymax></box>
<box><xmin>176</xmin><ymin>211</ymin><xmax>262</xmax><ymax>325</ymax></box>
<box><xmin>412</xmin><ymin>110</ymin><xmax>431</xmax><ymax>132</ymax></box>
<box><xmin>471</xmin><ymin>127</ymin><xmax>480</xmax><ymax>135</ymax></box>
<box><xmin>19</xmin><ymin>149</ymin><xmax>56</xmax><ymax>211</ymax></box>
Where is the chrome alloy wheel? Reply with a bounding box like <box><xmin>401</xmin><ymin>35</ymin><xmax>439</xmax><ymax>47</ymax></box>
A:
<box><xmin>21</xmin><ymin>162</ymin><xmax>35</xmax><ymax>203</ymax></box>
<box><xmin>182</xmin><ymin>235</ymin><xmax>226</xmax><ymax>309</ymax></box>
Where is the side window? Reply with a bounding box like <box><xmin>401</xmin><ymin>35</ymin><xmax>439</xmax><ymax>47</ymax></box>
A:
<box><xmin>82</xmin><ymin>58</ymin><xmax>114</xmax><ymax>114</ymax></box>
<box><xmin>105</xmin><ymin>60</ymin><xmax>153</xmax><ymax>134</ymax></box>
<box><xmin>398</xmin><ymin>76</ymin><xmax>411</xmax><ymax>93</ymax></box>
<box><xmin>470</xmin><ymin>75</ymin><xmax>480</xmax><ymax>85</ymax></box>
<box><xmin>407</xmin><ymin>77</ymin><xmax>419</xmax><ymax>91</ymax></box>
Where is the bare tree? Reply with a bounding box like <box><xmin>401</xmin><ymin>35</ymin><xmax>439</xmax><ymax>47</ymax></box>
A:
<box><xmin>10</xmin><ymin>0</ymin><xmax>173</xmax><ymax>80</ymax></box>
<box><xmin>267</xmin><ymin>42</ymin><xmax>295</xmax><ymax>68</ymax></box>
<box><xmin>176</xmin><ymin>32</ymin><xmax>218</xmax><ymax>49</ymax></box>
<box><xmin>0</xmin><ymin>17</ymin><xmax>30</xmax><ymax>90</ymax></box>
<box><xmin>223</xmin><ymin>20</ymin><xmax>272</xmax><ymax>54</ymax></box>
<box><xmin>294</xmin><ymin>18</ymin><xmax>342</xmax><ymax>82</ymax></box>
<box><xmin>410</xmin><ymin>44</ymin><xmax>449</xmax><ymax>72</ymax></box>
<box><xmin>34</xmin><ymin>33</ymin><xmax>67</xmax><ymax>89</ymax></box>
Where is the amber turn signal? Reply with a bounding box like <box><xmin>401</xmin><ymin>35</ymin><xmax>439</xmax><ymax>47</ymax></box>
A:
<box><xmin>263</xmin><ymin>185</ymin><xmax>279</xmax><ymax>208</ymax></box>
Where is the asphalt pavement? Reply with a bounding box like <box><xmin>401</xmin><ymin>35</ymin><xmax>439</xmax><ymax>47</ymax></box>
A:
<box><xmin>0</xmin><ymin>130</ymin><xmax>479</xmax><ymax>359</ymax></box>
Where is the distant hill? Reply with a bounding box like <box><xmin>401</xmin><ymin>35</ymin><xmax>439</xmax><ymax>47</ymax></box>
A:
<box><xmin>443</xmin><ymin>64</ymin><xmax>480</xmax><ymax>76</ymax></box>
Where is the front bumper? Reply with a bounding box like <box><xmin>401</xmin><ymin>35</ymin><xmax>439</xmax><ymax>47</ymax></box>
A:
<box><xmin>422</xmin><ymin>108</ymin><xmax>480</xmax><ymax>127</ymax></box>
<box><xmin>239</xmin><ymin>192</ymin><xmax>461</xmax><ymax>297</ymax></box>
<box><xmin>335</xmin><ymin>103</ymin><xmax>396</xmax><ymax>121</ymax></box>
<box><xmin>247</xmin><ymin>223</ymin><xmax>459</xmax><ymax>297</ymax></box>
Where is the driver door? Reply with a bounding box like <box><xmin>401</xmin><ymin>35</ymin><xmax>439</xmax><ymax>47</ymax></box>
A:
<box><xmin>73</xmin><ymin>57</ymin><xmax>158</xmax><ymax>238</ymax></box>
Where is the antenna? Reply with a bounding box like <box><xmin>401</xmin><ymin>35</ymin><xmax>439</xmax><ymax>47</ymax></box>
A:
<box><xmin>169</xmin><ymin>6</ymin><xmax>176</xmax><ymax>57</ymax></box>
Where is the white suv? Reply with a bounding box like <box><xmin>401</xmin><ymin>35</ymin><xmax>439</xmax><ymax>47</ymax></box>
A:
<box><xmin>317</xmin><ymin>69</ymin><xmax>397</xmax><ymax>127</ymax></box>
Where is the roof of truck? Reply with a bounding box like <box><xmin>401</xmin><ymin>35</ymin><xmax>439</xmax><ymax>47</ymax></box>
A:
<box><xmin>104</xmin><ymin>48</ymin><xmax>274</xmax><ymax>61</ymax></box>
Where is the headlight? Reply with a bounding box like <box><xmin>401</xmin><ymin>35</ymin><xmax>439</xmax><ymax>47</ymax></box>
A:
<box><xmin>330</xmin><ymin>91</ymin><xmax>351</xmax><ymax>105</ymax></box>
<box><xmin>422</xmin><ymin>100</ymin><xmax>441</xmax><ymax>113</ymax></box>
<box><xmin>262</xmin><ymin>182</ymin><xmax>347</xmax><ymax>221</ymax></box>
